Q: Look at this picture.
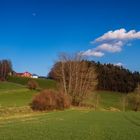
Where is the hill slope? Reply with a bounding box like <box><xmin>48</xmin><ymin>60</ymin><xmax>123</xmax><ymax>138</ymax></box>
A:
<box><xmin>0</xmin><ymin>82</ymin><xmax>37</xmax><ymax>108</ymax></box>
<box><xmin>7</xmin><ymin>76</ymin><xmax>57</xmax><ymax>90</ymax></box>
<box><xmin>0</xmin><ymin>81</ymin><xmax>126</xmax><ymax>110</ymax></box>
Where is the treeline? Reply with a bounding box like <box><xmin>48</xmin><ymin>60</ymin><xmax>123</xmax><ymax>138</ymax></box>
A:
<box><xmin>0</xmin><ymin>59</ymin><xmax>12</xmax><ymax>80</ymax></box>
<box><xmin>49</xmin><ymin>61</ymin><xmax>140</xmax><ymax>93</ymax></box>
<box><xmin>93</xmin><ymin>61</ymin><xmax>140</xmax><ymax>93</ymax></box>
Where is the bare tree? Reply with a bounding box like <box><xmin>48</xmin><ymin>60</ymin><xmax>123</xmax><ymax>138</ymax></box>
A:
<box><xmin>50</xmin><ymin>53</ymin><xmax>97</xmax><ymax>106</ymax></box>
<box><xmin>0</xmin><ymin>60</ymin><xmax>12</xmax><ymax>80</ymax></box>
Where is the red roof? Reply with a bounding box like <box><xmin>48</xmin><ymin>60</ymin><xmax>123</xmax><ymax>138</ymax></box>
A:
<box><xmin>16</xmin><ymin>72</ymin><xmax>32</xmax><ymax>77</ymax></box>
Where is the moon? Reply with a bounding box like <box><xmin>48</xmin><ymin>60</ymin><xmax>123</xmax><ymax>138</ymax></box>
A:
<box><xmin>32</xmin><ymin>13</ymin><xmax>36</xmax><ymax>17</ymax></box>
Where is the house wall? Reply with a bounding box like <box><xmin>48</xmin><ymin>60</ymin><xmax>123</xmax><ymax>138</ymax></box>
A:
<box><xmin>16</xmin><ymin>72</ymin><xmax>32</xmax><ymax>78</ymax></box>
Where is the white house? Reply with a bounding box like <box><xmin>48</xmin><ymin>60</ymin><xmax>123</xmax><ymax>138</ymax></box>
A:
<box><xmin>32</xmin><ymin>74</ymin><xmax>39</xmax><ymax>79</ymax></box>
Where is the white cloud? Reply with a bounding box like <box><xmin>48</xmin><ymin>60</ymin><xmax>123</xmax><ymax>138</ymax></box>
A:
<box><xmin>96</xmin><ymin>41</ymin><xmax>123</xmax><ymax>53</ymax></box>
<box><xmin>95</xmin><ymin>28</ymin><xmax>140</xmax><ymax>42</ymax></box>
<box><xmin>127</xmin><ymin>43</ymin><xmax>132</xmax><ymax>46</ymax></box>
<box><xmin>82</xmin><ymin>49</ymin><xmax>104</xmax><ymax>57</ymax></box>
<box><xmin>82</xmin><ymin>28</ymin><xmax>140</xmax><ymax>57</ymax></box>
<box><xmin>114</xmin><ymin>62</ymin><xmax>123</xmax><ymax>67</ymax></box>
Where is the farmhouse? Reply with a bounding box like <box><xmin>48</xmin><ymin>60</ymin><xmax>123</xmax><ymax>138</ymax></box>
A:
<box><xmin>16</xmin><ymin>72</ymin><xmax>32</xmax><ymax>78</ymax></box>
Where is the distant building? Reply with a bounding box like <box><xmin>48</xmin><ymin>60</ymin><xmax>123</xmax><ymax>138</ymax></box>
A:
<box><xmin>16</xmin><ymin>72</ymin><xmax>32</xmax><ymax>78</ymax></box>
<box><xmin>38</xmin><ymin>76</ymin><xmax>47</xmax><ymax>79</ymax></box>
<box><xmin>32</xmin><ymin>74</ymin><xmax>39</xmax><ymax>79</ymax></box>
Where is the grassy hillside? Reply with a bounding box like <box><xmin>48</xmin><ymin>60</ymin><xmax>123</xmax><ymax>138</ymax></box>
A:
<box><xmin>98</xmin><ymin>91</ymin><xmax>124</xmax><ymax>110</ymax></box>
<box><xmin>0</xmin><ymin>82</ymin><xmax>140</xmax><ymax>140</ymax></box>
<box><xmin>0</xmin><ymin>110</ymin><xmax>140</xmax><ymax>140</ymax></box>
<box><xmin>0</xmin><ymin>81</ymin><xmax>24</xmax><ymax>91</ymax></box>
<box><xmin>0</xmin><ymin>82</ymin><xmax>37</xmax><ymax>108</ymax></box>
<box><xmin>0</xmin><ymin>81</ymin><xmax>126</xmax><ymax>110</ymax></box>
<box><xmin>82</xmin><ymin>91</ymin><xmax>125</xmax><ymax>111</ymax></box>
<box><xmin>7</xmin><ymin>76</ymin><xmax>57</xmax><ymax>89</ymax></box>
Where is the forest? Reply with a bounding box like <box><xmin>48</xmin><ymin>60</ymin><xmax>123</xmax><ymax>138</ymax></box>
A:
<box><xmin>49</xmin><ymin>61</ymin><xmax>140</xmax><ymax>93</ymax></box>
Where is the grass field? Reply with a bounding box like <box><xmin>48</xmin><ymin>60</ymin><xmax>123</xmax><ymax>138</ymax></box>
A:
<box><xmin>0</xmin><ymin>110</ymin><xmax>140</xmax><ymax>140</ymax></box>
<box><xmin>0</xmin><ymin>81</ymin><xmax>25</xmax><ymax>92</ymax></box>
<box><xmin>0</xmin><ymin>81</ymin><xmax>140</xmax><ymax>140</ymax></box>
<box><xmin>0</xmin><ymin>82</ymin><xmax>37</xmax><ymax>108</ymax></box>
<box><xmin>82</xmin><ymin>90</ymin><xmax>124</xmax><ymax>111</ymax></box>
<box><xmin>0</xmin><ymin>81</ymin><xmax>125</xmax><ymax>110</ymax></box>
<box><xmin>7</xmin><ymin>76</ymin><xmax>57</xmax><ymax>89</ymax></box>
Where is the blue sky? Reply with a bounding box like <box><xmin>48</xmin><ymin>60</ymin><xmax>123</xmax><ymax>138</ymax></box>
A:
<box><xmin>0</xmin><ymin>0</ymin><xmax>140</xmax><ymax>76</ymax></box>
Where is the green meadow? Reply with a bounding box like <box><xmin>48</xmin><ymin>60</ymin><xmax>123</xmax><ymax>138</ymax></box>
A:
<box><xmin>0</xmin><ymin>110</ymin><xmax>140</xmax><ymax>140</ymax></box>
<box><xmin>0</xmin><ymin>80</ymin><xmax>140</xmax><ymax>140</ymax></box>
<box><xmin>7</xmin><ymin>76</ymin><xmax>57</xmax><ymax>89</ymax></box>
<box><xmin>0</xmin><ymin>82</ymin><xmax>36</xmax><ymax>108</ymax></box>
